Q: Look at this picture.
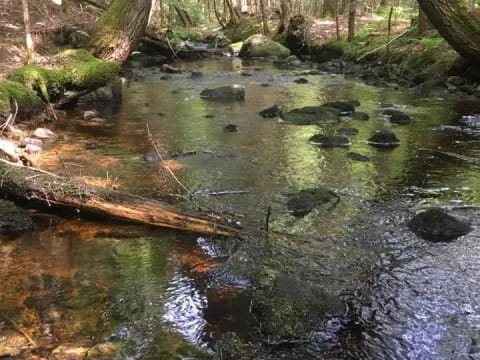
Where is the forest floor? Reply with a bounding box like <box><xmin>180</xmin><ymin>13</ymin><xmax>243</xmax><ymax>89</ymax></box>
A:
<box><xmin>309</xmin><ymin>14</ymin><xmax>382</xmax><ymax>43</ymax></box>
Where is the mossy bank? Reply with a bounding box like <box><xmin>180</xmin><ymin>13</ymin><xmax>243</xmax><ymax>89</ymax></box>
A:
<box><xmin>0</xmin><ymin>49</ymin><xmax>119</xmax><ymax>120</ymax></box>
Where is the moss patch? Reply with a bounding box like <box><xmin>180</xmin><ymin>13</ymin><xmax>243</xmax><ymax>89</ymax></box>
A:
<box><xmin>0</xmin><ymin>80</ymin><xmax>43</xmax><ymax>116</ymax></box>
<box><xmin>7</xmin><ymin>65</ymin><xmax>71</xmax><ymax>101</ymax></box>
<box><xmin>167</xmin><ymin>27</ymin><xmax>203</xmax><ymax>42</ymax></box>
<box><xmin>57</xmin><ymin>49</ymin><xmax>119</xmax><ymax>89</ymax></box>
<box><xmin>224</xmin><ymin>18</ymin><xmax>261</xmax><ymax>42</ymax></box>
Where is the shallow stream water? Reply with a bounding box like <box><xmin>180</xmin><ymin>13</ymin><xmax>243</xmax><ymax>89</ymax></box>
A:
<box><xmin>3</xmin><ymin>59</ymin><xmax>480</xmax><ymax>359</ymax></box>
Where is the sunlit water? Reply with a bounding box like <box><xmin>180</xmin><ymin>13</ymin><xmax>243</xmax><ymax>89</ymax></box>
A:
<box><xmin>2</xmin><ymin>58</ymin><xmax>480</xmax><ymax>359</ymax></box>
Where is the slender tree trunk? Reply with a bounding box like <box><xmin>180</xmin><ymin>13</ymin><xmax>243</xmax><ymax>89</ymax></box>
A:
<box><xmin>323</xmin><ymin>0</ymin><xmax>336</xmax><ymax>17</ymax></box>
<box><xmin>22</xmin><ymin>0</ymin><xmax>35</xmax><ymax>64</ymax></box>
<box><xmin>335</xmin><ymin>0</ymin><xmax>340</xmax><ymax>40</ymax></box>
<box><xmin>417</xmin><ymin>0</ymin><xmax>480</xmax><ymax>62</ymax></box>
<box><xmin>94</xmin><ymin>0</ymin><xmax>153</xmax><ymax>63</ymax></box>
<box><xmin>418</xmin><ymin>8</ymin><xmax>428</xmax><ymax>35</ymax></box>
<box><xmin>259</xmin><ymin>0</ymin><xmax>269</xmax><ymax>35</ymax></box>
<box><xmin>273</xmin><ymin>0</ymin><xmax>290</xmax><ymax>37</ymax></box>
<box><xmin>347</xmin><ymin>0</ymin><xmax>356</xmax><ymax>41</ymax></box>
<box><xmin>213</xmin><ymin>0</ymin><xmax>226</xmax><ymax>27</ymax></box>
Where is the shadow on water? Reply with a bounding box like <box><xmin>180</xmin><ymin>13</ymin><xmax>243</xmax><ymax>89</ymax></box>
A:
<box><xmin>3</xmin><ymin>58</ymin><xmax>480</xmax><ymax>358</ymax></box>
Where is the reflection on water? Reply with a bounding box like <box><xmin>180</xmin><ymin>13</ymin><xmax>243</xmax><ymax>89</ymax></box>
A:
<box><xmin>3</xmin><ymin>58</ymin><xmax>480</xmax><ymax>358</ymax></box>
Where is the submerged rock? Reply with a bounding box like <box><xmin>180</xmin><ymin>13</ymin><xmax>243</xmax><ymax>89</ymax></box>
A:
<box><xmin>160</xmin><ymin>74</ymin><xmax>172</xmax><ymax>80</ymax></box>
<box><xmin>382</xmin><ymin>109</ymin><xmax>411</xmax><ymax>125</ymax></box>
<box><xmin>0</xmin><ymin>330</ymin><xmax>28</xmax><ymax>357</ymax></box>
<box><xmin>49</xmin><ymin>344</ymin><xmax>90</xmax><ymax>360</ymax></box>
<box><xmin>200</xmin><ymin>85</ymin><xmax>245</xmax><ymax>101</ymax></box>
<box><xmin>144</xmin><ymin>152</ymin><xmax>171</xmax><ymax>162</ymax></box>
<box><xmin>351</xmin><ymin>111</ymin><xmax>370</xmax><ymax>120</ymax></box>
<box><xmin>294</xmin><ymin>77</ymin><xmax>308</xmax><ymax>84</ymax></box>
<box><xmin>368</xmin><ymin>130</ymin><xmax>400</xmax><ymax>148</ymax></box>
<box><xmin>190</xmin><ymin>71</ymin><xmax>203</xmax><ymax>78</ymax></box>
<box><xmin>309</xmin><ymin>134</ymin><xmax>351</xmax><ymax>147</ymax></box>
<box><xmin>0</xmin><ymin>139</ymin><xmax>19</xmax><ymax>162</ymax></box>
<box><xmin>409</xmin><ymin>208</ymin><xmax>471</xmax><ymax>242</ymax></box>
<box><xmin>85</xmin><ymin>342</ymin><xmax>119</xmax><ymax>359</ymax></box>
<box><xmin>287</xmin><ymin>187</ymin><xmax>338</xmax><ymax>217</ymax></box>
<box><xmin>280</xmin><ymin>105</ymin><xmax>340</xmax><ymax>125</ymax></box>
<box><xmin>25</xmin><ymin>143</ymin><xmax>42</xmax><ymax>155</ymax></box>
<box><xmin>252</xmin><ymin>274</ymin><xmax>345</xmax><ymax>342</ymax></box>
<box><xmin>239</xmin><ymin>34</ymin><xmax>290</xmax><ymax>58</ymax></box>
<box><xmin>0</xmin><ymin>200</ymin><xmax>33</xmax><ymax>238</ymax></box>
<box><xmin>161</xmin><ymin>64</ymin><xmax>183</xmax><ymax>74</ymax></box>
<box><xmin>259</xmin><ymin>105</ymin><xmax>282</xmax><ymax>118</ymax></box>
<box><xmin>83</xmin><ymin>110</ymin><xmax>99</xmax><ymax>121</ymax></box>
<box><xmin>335</xmin><ymin>127</ymin><xmax>359</xmax><ymax>136</ymax></box>
<box><xmin>323</xmin><ymin>101</ymin><xmax>357</xmax><ymax>114</ymax></box>
<box><xmin>223</xmin><ymin>124</ymin><xmax>239</xmax><ymax>132</ymax></box>
<box><xmin>85</xmin><ymin>140</ymin><xmax>102</xmax><ymax>150</ymax></box>
<box><xmin>347</xmin><ymin>152</ymin><xmax>371</xmax><ymax>162</ymax></box>
<box><xmin>33</xmin><ymin>127</ymin><xmax>57</xmax><ymax>139</ymax></box>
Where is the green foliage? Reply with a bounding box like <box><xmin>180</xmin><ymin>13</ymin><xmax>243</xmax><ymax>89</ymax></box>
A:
<box><xmin>224</xmin><ymin>18</ymin><xmax>261</xmax><ymax>42</ymax></box>
<box><xmin>325</xmin><ymin>24</ymin><xmax>460</xmax><ymax>80</ymax></box>
<box><xmin>167</xmin><ymin>27</ymin><xmax>203</xmax><ymax>42</ymax></box>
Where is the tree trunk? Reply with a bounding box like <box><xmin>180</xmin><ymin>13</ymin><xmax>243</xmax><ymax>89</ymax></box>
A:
<box><xmin>174</xmin><ymin>5</ymin><xmax>191</xmax><ymax>26</ymax></box>
<box><xmin>259</xmin><ymin>0</ymin><xmax>269</xmax><ymax>35</ymax></box>
<box><xmin>323</xmin><ymin>0</ymin><xmax>337</xmax><ymax>17</ymax></box>
<box><xmin>273</xmin><ymin>0</ymin><xmax>290</xmax><ymax>37</ymax></box>
<box><xmin>347</xmin><ymin>0</ymin><xmax>356</xmax><ymax>41</ymax></box>
<box><xmin>417</xmin><ymin>0</ymin><xmax>480</xmax><ymax>62</ymax></box>
<box><xmin>94</xmin><ymin>0</ymin><xmax>153</xmax><ymax>63</ymax></box>
<box><xmin>22</xmin><ymin>0</ymin><xmax>35</xmax><ymax>64</ymax></box>
<box><xmin>418</xmin><ymin>8</ymin><xmax>428</xmax><ymax>35</ymax></box>
<box><xmin>0</xmin><ymin>160</ymin><xmax>238</xmax><ymax>236</ymax></box>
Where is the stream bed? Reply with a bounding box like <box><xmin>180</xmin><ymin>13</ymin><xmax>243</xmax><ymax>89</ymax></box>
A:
<box><xmin>3</xmin><ymin>58</ymin><xmax>480</xmax><ymax>359</ymax></box>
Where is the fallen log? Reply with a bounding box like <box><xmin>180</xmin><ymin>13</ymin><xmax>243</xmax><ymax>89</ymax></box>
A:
<box><xmin>0</xmin><ymin>159</ymin><xmax>239</xmax><ymax>236</ymax></box>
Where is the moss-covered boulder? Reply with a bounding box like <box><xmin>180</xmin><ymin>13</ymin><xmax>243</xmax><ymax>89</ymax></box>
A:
<box><xmin>280</xmin><ymin>105</ymin><xmax>340</xmax><ymax>125</ymax></box>
<box><xmin>239</xmin><ymin>34</ymin><xmax>290</xmax><ymax>59</ymax></box>
<box><xmin>0</xmin><ymin>80</ymin><xmax>43</xmax><ymax>119</ymax></box>
<box><xmin>200</xmin><ymin>85</ymin><xmax>245</xmax><ymax>102</ymax></box>
<box><xmin>56</xmin><ymin>49</ymin><xmax>119</xmax><ymax>89</ymax></box>
<box><xmin>7</xmin><ymin>65</ymin><xmax>71</xmax><ymax>101</ymax></box>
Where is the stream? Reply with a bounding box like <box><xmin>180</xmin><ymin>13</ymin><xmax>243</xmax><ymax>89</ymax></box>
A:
<box><xmin>3</xmin><ymin>58</ymin><xmax>480</xmax><ymax>359</ymax></box>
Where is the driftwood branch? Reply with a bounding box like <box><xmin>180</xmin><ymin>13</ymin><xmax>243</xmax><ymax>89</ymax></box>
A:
<box><xmin>0</xmin><ymin>159</ymin><xmax>238</xmax><ymax>236</ymax></box>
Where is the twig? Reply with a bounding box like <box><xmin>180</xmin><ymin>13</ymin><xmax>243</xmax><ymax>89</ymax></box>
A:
<box><xmin>146</xmin><ymin>122</ymin><xmax>241</xmax><ymax>222</ymax></box>
<box><xmin>55</xmin><ymin>150</ymin><xmax>73</xmax><ymax>178</ymax></box>
<box><xmin>194</xmin><ymin>190</ymin><xmax>250</xmax><ymax>196</ymax></box>
<box><xmin>265</xmin><ymin>205</ymin><xmax>271</xmax><ymax>239</ymax></box>
<box><xmin>0</xmin><ymin>100</ymin><xmax>18</xmax><ymax>135</ymax></box>
<box><xmin>356</xmin><ymin>25</ymin><xmax>417</xmax><ymax>62</ymax></box>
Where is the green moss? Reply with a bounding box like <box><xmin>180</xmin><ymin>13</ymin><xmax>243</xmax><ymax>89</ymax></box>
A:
<box><xmin>0</xmin><ymin>80</ymin><xmax>42</xmax><ymax>115</ymax></box>
<box><xmin>7</xmin><ymin>65</ymin><xmax>71</xmax><ymax>101</ymax></box>
<box><xmin>57</xmin><ymin>49</ymin><xmax>119</xmax><ymax>89</ymax></box>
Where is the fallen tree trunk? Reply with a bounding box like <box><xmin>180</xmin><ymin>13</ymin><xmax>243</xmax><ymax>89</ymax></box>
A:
<box><xmin>0</xmin><ymin>160</ymin><xmax>238</xmax><ymax>236</ymax></box>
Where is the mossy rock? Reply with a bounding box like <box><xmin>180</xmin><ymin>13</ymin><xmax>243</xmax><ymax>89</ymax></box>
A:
<box><xmin>239</xmin><ymin>34</ymin><xmax>290</xmax><ymax>58</ymax></box>
<box><xmin>252</xmin><ymin>274</ymin><xmax>345</xmax><ymax>342</ymax></box>
<box><xmin>0</xmin><ymin>80</ymin><xmax>43</xmax><ymax>118</ymax></box>
<box><xmin>280</xmin><ymin>105</ymin><xmax>340</xmax><ymax>125</ymax></box>
<box><xmin>7</xmin><ymin>65</ymin><xmax>71</xmax><ymax>101</ymax></box>
<box><xmin>57</xmin><ymin>49</ymin><xmax>119</xmax><ymax>89</ymax></box>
